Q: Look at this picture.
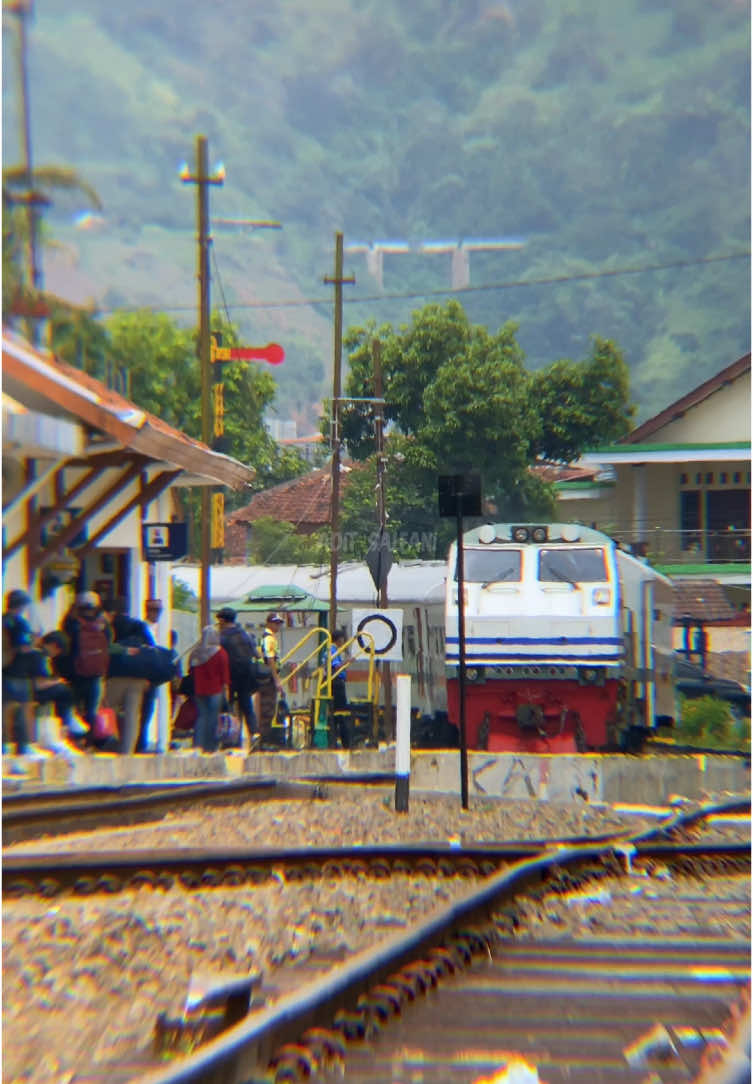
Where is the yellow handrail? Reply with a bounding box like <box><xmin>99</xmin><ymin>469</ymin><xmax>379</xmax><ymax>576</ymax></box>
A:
<box><xmin>323</xmin><ymin>630</ymin><xmax>377</xmax><ymax>704</ymax></box>
<box><xmin>277</xmin><ymin>625</ymin><xmax>331</xmax><ymax>693</ymax></box>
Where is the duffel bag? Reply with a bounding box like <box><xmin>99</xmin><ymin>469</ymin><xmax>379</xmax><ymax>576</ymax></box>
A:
<box><xmin>217</xmin><ymin>711</ymin><xmax>242</xmax><ymax>749</ymax></box>
<box><xmin>108</xmin><ymin>645</ymin><xmax>178</xmax><ymax>685</ymax></box>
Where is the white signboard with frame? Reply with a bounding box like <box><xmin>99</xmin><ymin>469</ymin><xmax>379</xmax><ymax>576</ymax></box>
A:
<box><xmin>350</xmin><ymin>609</ymin><xmax>404</xmax><ymax>662</ymax></box>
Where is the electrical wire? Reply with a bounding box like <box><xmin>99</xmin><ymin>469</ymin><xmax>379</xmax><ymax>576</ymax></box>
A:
<box><xmin>97</xmin><ymin>250</ymin><xmax>750</xmax><ymax>316</ymax></box>
<box><xmin>209</xmin><ymin>240</ymin><xmax>233</xmax><ymax>327</ymax></box>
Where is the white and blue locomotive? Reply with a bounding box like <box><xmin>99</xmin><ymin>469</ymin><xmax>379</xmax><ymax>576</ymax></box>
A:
<box><xmin>445</xmin><ymin>522</ymin><xmax>675</xmax><ymax>752</ymax></box>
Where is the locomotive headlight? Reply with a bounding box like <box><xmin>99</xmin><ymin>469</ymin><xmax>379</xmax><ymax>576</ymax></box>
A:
<box><xmin>466</xmin><ymin>668</ymin><xmax>478</xmax><ymax>681</ymax></box>
<box><xmin>592</xmin><ymin>587</ymin><xmax>611</xmax><ymax>605</ymax></box>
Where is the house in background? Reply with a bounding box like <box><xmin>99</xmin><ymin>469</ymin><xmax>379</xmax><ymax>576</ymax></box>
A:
<box><xmin>225</xmin><ymin>468</ymin><xmax>348</xmax><ymax>562</ymax></box>
<box><xmin>560</xmin><ymin>352</ymin><xmax>750</xmax><ymax>688</ymax></box>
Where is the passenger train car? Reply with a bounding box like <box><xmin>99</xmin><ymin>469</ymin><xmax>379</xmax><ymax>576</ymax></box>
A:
<box><xmin>444</xmin><ymin>522</ymin><xmax>675</xmax><ymax>753</ymax></box>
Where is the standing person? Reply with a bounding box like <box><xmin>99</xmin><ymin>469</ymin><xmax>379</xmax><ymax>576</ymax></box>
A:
<box><xmin>2</xmin><ymin>589</ymin><xmax>36</xmax><ymax>754</ymax></box>
<box><xmin>216</xmin><ymin>607</ymin><xmax>258</xmax><ymax>749</ymax></box>
<box><xmin>103</xmin><ymin>598</ymin><xmax>151</xmax><ymax>754</ymax></box>
<box><xmin>188</xmin><ymin>626</ymin><xmax>229</xmax><ymax>753</ymax></box>
<box><xmin>257</xmin><ymin>612</ymin><xmax>285</xmax><ymax>748</ymax></box>
<box><xmin>63</xmin><ymin>591</ymin><xmax>111</xmax><ymax>734</ymax></box>
<box><xmin>329</xmin><ymin>628</ymin><xmax>350</xmax><ymax>748</ymax></box>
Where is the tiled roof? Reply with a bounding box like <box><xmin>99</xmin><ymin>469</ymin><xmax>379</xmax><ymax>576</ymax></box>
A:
<box><xmin>672</xmin><ymin>579</ymin><xmax>738</xmax><ymax>624</ymax></box>
<box><xmin>2</xmin><ymin>328</ymin><xmax>254</xmax><ymax>488</ymax></box>
<box><xmin>622</xmin><ymin>354</ymin><xmax>751</xmax><ymax>444</ymax></box>
<box><xmin>228</xmin><ymin>468</ymin><xmax>350</xmax><ymax>531</ymax></box>
<box><xmin>532</xmin><ymin>462</ymin><xmax>602</xmax><ymax>484</ymax></box>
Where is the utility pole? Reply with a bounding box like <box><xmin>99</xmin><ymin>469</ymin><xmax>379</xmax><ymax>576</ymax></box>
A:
<box><xmin>5</xmin><ymin>0</ymin><xmax>47</xmax><ymax>343</ymax></box>
<box><xmin>181</xmin><ymin>135</ymin><xmax>224</xmax><ymax>631</ymax></box>
<box><xmin>324</xmin><ymin>231</ymin><xmax>355</xmax><ymax>635</ymax></box>
<box><xmin>373</xmin><ymin>337</ymin><xmax>392</xmax><ymax>738</ymax></box>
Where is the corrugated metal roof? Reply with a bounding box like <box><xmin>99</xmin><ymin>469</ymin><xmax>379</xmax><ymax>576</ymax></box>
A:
<box><xmin>172</xmin><ymin>561</ymin><xmax>448</xmax><ymax>606</ymax></box>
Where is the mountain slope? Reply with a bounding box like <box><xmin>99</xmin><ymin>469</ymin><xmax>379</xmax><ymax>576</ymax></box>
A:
<box><xmin>2</xmin><ymin>0</ymin><xmax>749</xmax><ymax>426</ymax></box>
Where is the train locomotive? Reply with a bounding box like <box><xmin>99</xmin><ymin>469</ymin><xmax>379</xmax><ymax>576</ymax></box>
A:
<box><xmin>445</xmin><ymin>522</ymin><xmax>675</xmax><ymax>753</ymax></box>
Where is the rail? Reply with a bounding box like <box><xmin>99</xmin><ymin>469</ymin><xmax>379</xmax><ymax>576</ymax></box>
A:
<box><xmin>119</xmin><ymin>797</ymin><xmax>748</xmax><ymax>1084</ymax></box>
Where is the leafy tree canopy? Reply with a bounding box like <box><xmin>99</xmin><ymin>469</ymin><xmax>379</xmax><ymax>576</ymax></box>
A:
<box><xmin>248</xmin><ymin>516</ymin><xmax>329</xmax><ymax>564</ymax></box>
<box><xmin>331</xmin><ymin>300</ymin><xmax>634</xmax><ymax>555</ymax></box>
<box><xmin>48</xmin><ymin>307</ymin><xmax>308</xmax><ymax>510</ymax></box>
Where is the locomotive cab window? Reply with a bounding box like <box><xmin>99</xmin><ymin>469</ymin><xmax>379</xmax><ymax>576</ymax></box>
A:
<box><xmin>458</xmin><ymin>548</ymin><xmax>522</xmax><ymax>582</ymax></box>
<box><xmin>538</xmin><ymin>547</ymin><xmax>607</xmax><ymax>584</ymax></box>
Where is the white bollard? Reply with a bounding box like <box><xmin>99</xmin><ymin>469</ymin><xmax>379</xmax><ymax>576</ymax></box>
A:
<box><xmin>395</xmin><ymin>674</ymin><xmax>411</xmax><ymax>813</ymax></box>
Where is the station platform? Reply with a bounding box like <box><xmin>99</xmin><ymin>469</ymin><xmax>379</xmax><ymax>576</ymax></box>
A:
<box><xmin>2</xmin><ymin>747</ymin><xmax>749</xmax><ymax>804</ymax></box>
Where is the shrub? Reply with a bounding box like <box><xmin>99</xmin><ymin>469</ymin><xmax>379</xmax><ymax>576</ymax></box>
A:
<box><xmin>677</xmin><ymin>695</ymin><xmax>740</xmax><ymax>748</ymax></box>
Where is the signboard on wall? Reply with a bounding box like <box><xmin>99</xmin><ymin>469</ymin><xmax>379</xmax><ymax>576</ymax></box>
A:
<box><xmin>142</xmin><ymin>522</ymin><xmax>188</xmax><ymax>562</ymax></box>
<box><xmin>40</xmin><ymin>508</ymin><xmax>87</xmax><ymax>548</ymax></box>
<box><xmin>350</xmin><ymin>608</ymin><xmax>404</xmax><ymax>662</ymax></box>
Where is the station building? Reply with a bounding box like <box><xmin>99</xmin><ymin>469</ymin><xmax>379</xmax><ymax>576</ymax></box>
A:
<box><xmin>2</xmin><ymin>326</ymin><xmax>255</xmax><ymax>748</ymax></box>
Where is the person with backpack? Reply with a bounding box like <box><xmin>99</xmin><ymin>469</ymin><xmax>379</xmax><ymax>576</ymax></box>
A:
<box><xmin>63</xmin><ymin>591</ymin><xmax>112</xmax><ymax>736</ymax></box>
<box><xmin>216</xmin><ymin>607</ymin><xmax>258</xmax><ymax>749</ymax></box>
<box><xmin>188</xmin><ymin>626</ymin><xmax>229</xmax><ymax>753</ymax></box>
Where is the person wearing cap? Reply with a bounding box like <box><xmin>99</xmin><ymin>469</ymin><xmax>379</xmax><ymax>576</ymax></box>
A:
<box><xmin>257</xmin><ymin>612</ymin><xmax>284</xmax><ymax>746</ymax></box>
<box><xmin>216</xmin><ymin>607</ymin><xmax>258</xmax><ymax>749</ymax></box>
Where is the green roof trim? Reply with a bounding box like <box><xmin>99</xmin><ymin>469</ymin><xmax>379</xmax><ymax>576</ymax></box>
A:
<box><xmin>234</xmin><ymin>584</ymin><xmax>329</xmax><ymax>613</ymax></box>
<box><xmin>590</xmin><ymin>441</ymin><xmax>751</xmax><ymax>454</ymax></box>
<box><xmin>655</xmin><ymin>563</ymin><xmax>751</xmax><ymax>576</ymax></box>
<box><xmin>555</xmin><ymin>480</ymin><xmax>615</xmax><ymax>491</ymax></box>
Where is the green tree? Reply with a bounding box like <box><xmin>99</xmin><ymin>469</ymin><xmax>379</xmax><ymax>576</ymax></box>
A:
<box><xmin>530</xmin><ymin>337</ymin><xmax>635</xmax><ymax>463</ymax></box>
<box><xmin>334</xmin><ymin>300</ymin><xmax>630</xmax><ymax>547</ymax></box>
<box><xmin>248</xmin><ymin>516</ymin><xmax>329</xmax><ymax>564</ymax></box>
<box><xmin>2</xmin><ymin>165</ymin><xmax>102</xmax><ymax>316</ymax></box>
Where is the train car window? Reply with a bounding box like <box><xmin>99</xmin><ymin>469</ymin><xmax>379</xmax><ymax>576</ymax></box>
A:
<box><xmin>457</xmin><ymin>548</ymin><xmax>522</xmax><ymax>582</ymax></box>
<box><xmin>538</xmin><ymin>547</ymin><xmax>607</xmax><ymax>584</ymax></box>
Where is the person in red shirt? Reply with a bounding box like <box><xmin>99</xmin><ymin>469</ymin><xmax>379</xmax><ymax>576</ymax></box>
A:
<box><xmin>188</xmin><ymin>626</ymin><xmax>229</xmax><ymax>752</ymax></box>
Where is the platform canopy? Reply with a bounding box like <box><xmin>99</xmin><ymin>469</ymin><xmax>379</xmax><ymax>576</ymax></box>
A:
<box><xmin>239</xmin><ymin>584</ymin><xmax>329</xmax><ymax>613</ymax></box>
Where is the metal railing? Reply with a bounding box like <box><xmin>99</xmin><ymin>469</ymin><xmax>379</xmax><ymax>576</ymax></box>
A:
<box><xmin>602</xmin><ymin>526</ymin><xmax>751</xmax><ymax>565</ymax></box>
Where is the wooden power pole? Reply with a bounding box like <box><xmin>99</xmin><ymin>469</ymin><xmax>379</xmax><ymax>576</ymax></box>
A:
<box><xmin>324</xmin><ymin>231</ymin><xmax>354</xmax><ymax>635</ymax></box>
<box><xmin>181</xmin><ymin>135</ymin><xmax>224</xmax><ymax>631</ymax></box>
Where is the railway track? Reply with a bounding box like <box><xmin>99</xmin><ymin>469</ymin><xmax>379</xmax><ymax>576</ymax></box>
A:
<box><xmin>5</xmin><ymin>797</ymin><xmax>746</xmax><ymax>901</ymax></box>
<box><xmin>117</xmin><ymin>831</ymin><xmax>746</xmax><ymax>1084</ymax></box>
<box><xmin>1</xmin><ymin>774</ymin><xmax>395</xmax><ymax>845</ymax></box>
<box><xmin>4</xmin><ymin>799</ymin><xmax>743</xmax><ymax>1084</ymax></box>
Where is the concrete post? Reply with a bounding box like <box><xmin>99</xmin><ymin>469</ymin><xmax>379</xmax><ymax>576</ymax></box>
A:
<box><xmin>395</xmin><ymin>674</ymin><xmax>411</xmax><ymax>812</ymax></box>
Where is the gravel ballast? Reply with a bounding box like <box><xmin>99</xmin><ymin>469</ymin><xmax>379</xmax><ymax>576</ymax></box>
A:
<box><xmin>4</xmin><ymin>791</ymin><xmax>665</xmax><ymax>855</ymax></box>
<box><xmin>3</xmin><ymin>792</ymin><xmax>748</xmax><ymax>1083</ymax></box>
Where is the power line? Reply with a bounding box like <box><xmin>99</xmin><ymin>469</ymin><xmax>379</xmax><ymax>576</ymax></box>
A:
<box><xmin>96</xmin><ymin>250</ymin><xmax>750</xmax><ymax>316</ymax></box>
<box><xmin>209</xmin><ymin>241</ymin><xmax>233</xmax><ymax>327</ymax></box>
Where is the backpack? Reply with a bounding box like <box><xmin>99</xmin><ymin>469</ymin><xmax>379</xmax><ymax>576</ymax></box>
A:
<box><xmin>74</xmin><ymin>618</ymin><xmax>110</xmax><ymax>677</ymax></box>
<box><xmin>221</xmin><ymin>625</ymin><xmax>259</xmax><ymax>683</ymax></box>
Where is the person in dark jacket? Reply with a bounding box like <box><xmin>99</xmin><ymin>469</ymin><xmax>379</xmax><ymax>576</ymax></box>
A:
<box><xmin>189</xmin><ymin>626</ymin><xmax>230</xmax><ymax>753</ymax></box>
<box><xmin>2</xmin><ymin>589</ymin><xmax>35</xmax><ymax>754</ymax></box>
<box><xmin>216</xmin><ymin>607</ymin><xmax>258</xmax><ymax>748</ymax></box>
<box><xmin>106</xmin><ymin>602</ymin><xmax>157</xmax><ymax>754</ymax></box>
<box><xmin>37</xmin><ymin>631</ymin><xmax>89</xmax><ymax>741</ymax></box>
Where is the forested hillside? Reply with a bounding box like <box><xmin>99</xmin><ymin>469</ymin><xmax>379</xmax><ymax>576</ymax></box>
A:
<box><xmin>2</xmin><ymin>0</ymin><xmax>749</xmax><ymax>427</ymax></box>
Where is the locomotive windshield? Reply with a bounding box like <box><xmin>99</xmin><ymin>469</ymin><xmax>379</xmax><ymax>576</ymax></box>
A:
<box><xmin>538</xmin><ymin>547</ymin><xmax>607</xmax><ymax>584</ymax></box>
<box><xmin>457</xmin><ymin>548</ymin><xmax>522</xmax><ymax>582</ymax></box>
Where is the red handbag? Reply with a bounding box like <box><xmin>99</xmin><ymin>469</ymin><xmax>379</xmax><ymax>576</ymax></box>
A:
<box><xmin>172</xmin><ymin>697</ymin><xmax>197</xmax><ymax>735</ymax></box>
<box><xmin>93</xmin><ymin>706</ymin><xmax>118</xmax><ymax>741</ymax></box>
